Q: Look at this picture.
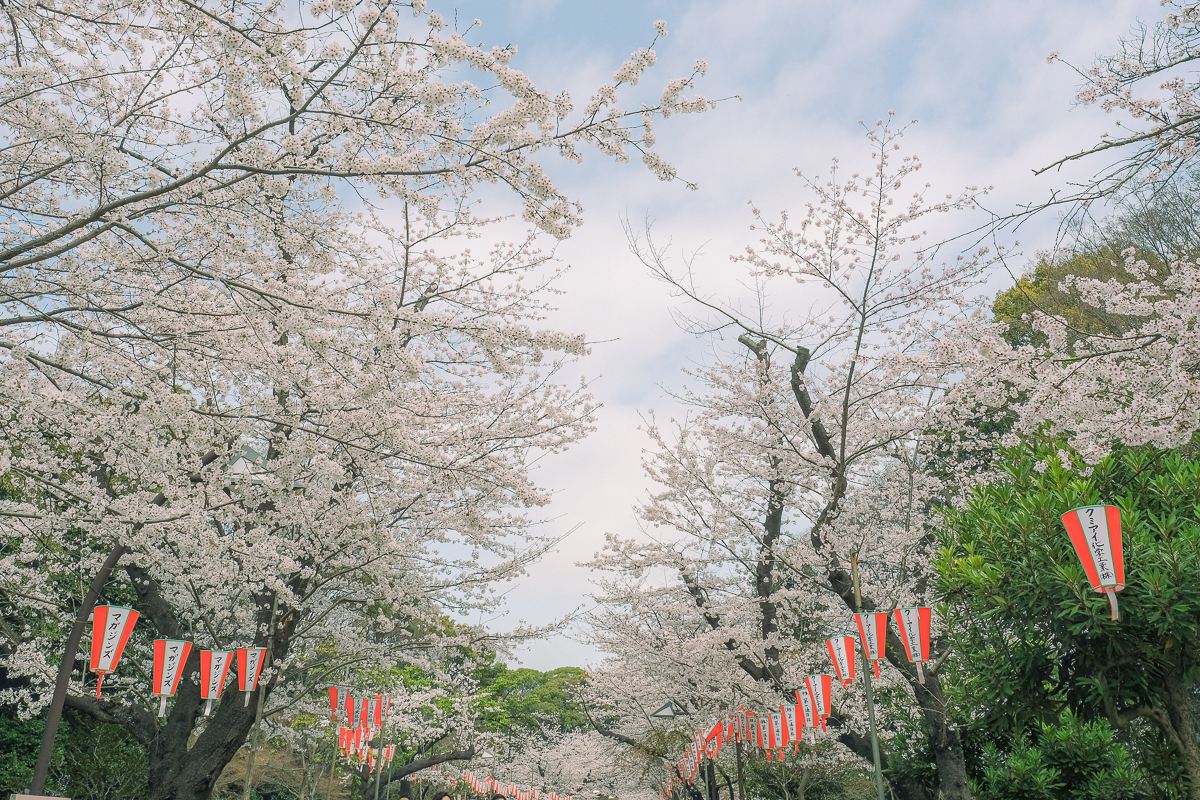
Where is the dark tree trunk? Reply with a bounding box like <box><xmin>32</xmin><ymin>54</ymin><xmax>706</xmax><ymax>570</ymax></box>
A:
<box><xmin>362</xmin><ymin>745</ymin><xmax>477</xmax><ymax>800</ymax></box>
<box><xmin>921</xmin><ymin>679</ymin><xmax>970</xmax><ymax>800</ymax></box>
<box><xmin>1162</xmin><ymin>675</ymin><xmax>1200</xmax><ymax>800</ymax></box>
<box><xmin>147</xmin><ymin>688</ymin><xmax>262</xmax><ymax>800</ymax></box>
<box><xmin>827</xmin><ymin>569</ymin><xmax>970</xmax><ymax>800</ymax></box>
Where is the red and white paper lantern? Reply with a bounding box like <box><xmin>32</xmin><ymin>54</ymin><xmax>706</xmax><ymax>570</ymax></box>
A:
<box><xmin>356</xmin><ymin>696</ymin><xmax>369</xmax><ymax>730</ymax></box>
<box><xmin>199</xmin><ymin>649</ymin><xmax>233</xmax><ymax>715</ymax></box>
<box><xmin>152</xmin><ymin>639</ymin><xmax>193</xmax><ymax>716</ymax></box>
<box><xmin>795</xmin><ymin>685</ymin><xmax>816</xmax><ymax>732</ymax></box>
<box><xmin>805</xmin><ymin>675</ymin><xmax>832</xmax><ymax>731</ymax></box>
<box><xmin>366</xmin><ymin>695</ymin><xmax>379</xmax><ymax>731</ymax></box>
<box><xmin>783</xmin><ymin>703</ymin><xmax>800</xmax><ymax>750</ymax></box>
<box><xmin>328</xmin><ymin>686</ymin><xmax>342</xmax><ymax>721</ymax></box>
<box><xmin>826</xmin><ymin>634</ymin><xmax>857</xmax><ymax>688</ymax></box>
<box><xmin>237</xmin><ymin>646</ymin><xmax>266</xmax><ymax>706</ymax></box>
<box><xmin>768</xmin><ymin>711</ymin><xmax>786</xmax><ymax>757</ymax></box>
<box><xmin>1061</xmin><ymin>505</ymin><xmax>1125</xmax><ymax>620</ymax></box>
<box><xmin>854</xmin><ymin>611</ymin><xmax>889</xmax><ymax>679</ymax></box>
<box><xmin>89</xmin><ymin>605</ymin><xmax>139</xmax><ymax>697</ymax></box>
<box><xmin>893</xmin><ymin>607</ymin><xmax>932</xmax><ymax>684</ymax></box>
<box><xmin>705</xmin><ymin>719</ymin><xmax>723</xmax><ymax>758</ymax></box>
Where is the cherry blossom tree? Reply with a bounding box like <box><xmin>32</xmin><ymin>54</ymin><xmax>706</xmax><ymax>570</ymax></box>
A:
<box><xmin>586</xmin><ymin>121</ymin><xmax>1000</xmax><ymax>800</ymax></box>
<box><xmin>496</xmin><ymin>730</ymin><xmax>651</xmax><ymax>800</ymax></box>
<box><xmin>946</xmin><ymin>2</ymin><xmax>1200</xmax><ymax>465</ymax></box>
<box><xmin>941</xmin><ymin>243</ymin><xmax>1200</xmax><ymax>463</ymax></box>
<box><xmin>581</xmin><ymin>597</ymin><xmax>865</xmax><ymax>800</ymax></box>
<box><xmin>0</xmin><ymin>0</ymin><xmax>713</xmax><ymax>797</ymax></box>
<box><xmin>1038</xmin><ymin>2</ymin><xmax>1200</xmax><ymax>203</ymax></box>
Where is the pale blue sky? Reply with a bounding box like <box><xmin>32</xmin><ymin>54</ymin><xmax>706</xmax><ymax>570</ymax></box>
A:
<box><xmin>443</xmin><ymin>0</ymin><xmax>1164</xmax><ymax>670</ymax></box>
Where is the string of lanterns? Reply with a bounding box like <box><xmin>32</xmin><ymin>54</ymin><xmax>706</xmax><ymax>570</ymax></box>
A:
<box><xmin>661</xmin><ymin>504</ymin><xmax>1129</xmax><ymax>798</ymax></box>
<box><xmin>410</xmin><ymin>763</ymin><xmax>573</xmax><ymax>800</ymax></box>
<box><xmin>81</xmin><ymin>503</ymin><xmax>1128</xmax><ymax>798</ymax></box>
<box><xmin>87</xmin><ymin>606</ymin><xmax>265</xmax><ymax>716</ymax></box>
<box><xmin>328</xmin><ymin>686</ymin><xmax>397</xmax><ymax>772</ymax></box>
<box><xmin>666</xmin><ymin>604</ymin><xmax>932</xmax><ymax>792</ymax></box>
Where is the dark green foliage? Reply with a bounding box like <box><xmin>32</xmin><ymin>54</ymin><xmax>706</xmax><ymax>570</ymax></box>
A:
<box><xmin>236</xmin><ymin>781</ymin><xmax>299</xmax><ymax>800</ymax></box>
<box><xmin>0</xmin><ymin>710</ymin><xmax>149</xmax><ymax>800</ymax></box>
<box><xmin>741</xmin><ymin>757</ymin><xmax>872</xmax><ymax>800</ymax></box>
<box><xmin>0</xmin><ymin>713</ymin><xmax>42</xmax><ymax>795</ymax></box>
<box><xmin>55</xmin><ymin>712</ymin><xmax>150</xmax><ymax>800</ymax></box>
<box><xmin>974</xmin><ymin>711</ymin><xmax>1146</xmax><ymax>800</ymax></box>
<box><xmin>877</xmin><ymin>707</ymin><xmax>938</xmax><ymax>796</ymax></box>
<box><xmin>936</xmin><ymin>442</ymin><xmax>1200</xmax><ymax>794</ymax></box>
<box><xmin>474</xmin><ymin>661</ymin><xmax>588</xmax><ymax>733</ymax></box>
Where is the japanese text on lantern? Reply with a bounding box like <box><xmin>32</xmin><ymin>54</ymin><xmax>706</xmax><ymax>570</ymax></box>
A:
<box><xmin>101</xmin><ymin>613</ymin><xmax>126</xmax><ymax>663</ymax></box>
<box><xmin>1083</xmin><ymin>506</ymin><xmax>1114</xmax><ymax>582</ymax></box>
<box><xmin>160</xmin><ymin>642</ymin><xmax>184</xmax><ymax>694</ymax></box>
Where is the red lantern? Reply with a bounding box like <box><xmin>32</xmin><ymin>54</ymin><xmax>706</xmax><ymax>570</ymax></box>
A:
<box><xmin>1061</xmin><ymin>505</ymin><xmax>1125</xmax><ymax>620</ymax></box>
<box><xmin>152</xmin><ymin>639</ymin><xmax>193</xmax><ymax>716</ymax></box>
<box><xmin>805</xmin><ymin>675</ymin><xmax>832</xmax><ymax>731</ymax></box>
<box><xmin>366</xmin><ymin>695</ymin><xmax>380</xmax><ymax>731</ymax></box>
<box><xmin>782</xmin><ymin>703</ymin><xmax>800</xmax><ymax>749</ymax></box>
<box><xmin>826</xmin><ymin>634</ymin><xmax>856</xmax><ymax>688</ymax></box>
<box><xmin>328</xmin><ymin>686</ymin><xmax>341</xmax><ymax>721</ymax></box>
<box><xmin>705</xmin><ymin>718</ymin><xmax>723</xmax><ymax>758</ymax></box>
<box><xmin>893</xmin><ymin>607</ymin><xmax>932</xmax><ymax>684</ymax></box>
<box><xmin>89</xmin><ymin>605</ymin><xmax>138</xmax><ymax>697</ymax></box>
<box><xmin>854</xmin><ymin>611</ymin><xmax>889</xmax><ymax>679</ymax></box>
<box><xmin>795</xmin><ymin>685</ymin><xmax>815</xmax><ymax>731</ymax></box>
<box><xmin>357</xmin><ymin>695</ymin><xmax>369</xmax><ymax>729</ymax></box>
<box><xmin>770</xmin><ymin>710</ymin><xmax>785</xmax><ymax>749</ymax></box>
<box><xmin>237</xmin><ymin>646</ymin><xmax>266</xmax><ymax>706</ymax></box>
<box><xmin>199</xmin><ymin>649</ymin><xmax>233</xmax><ymax>715</ymax></box>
